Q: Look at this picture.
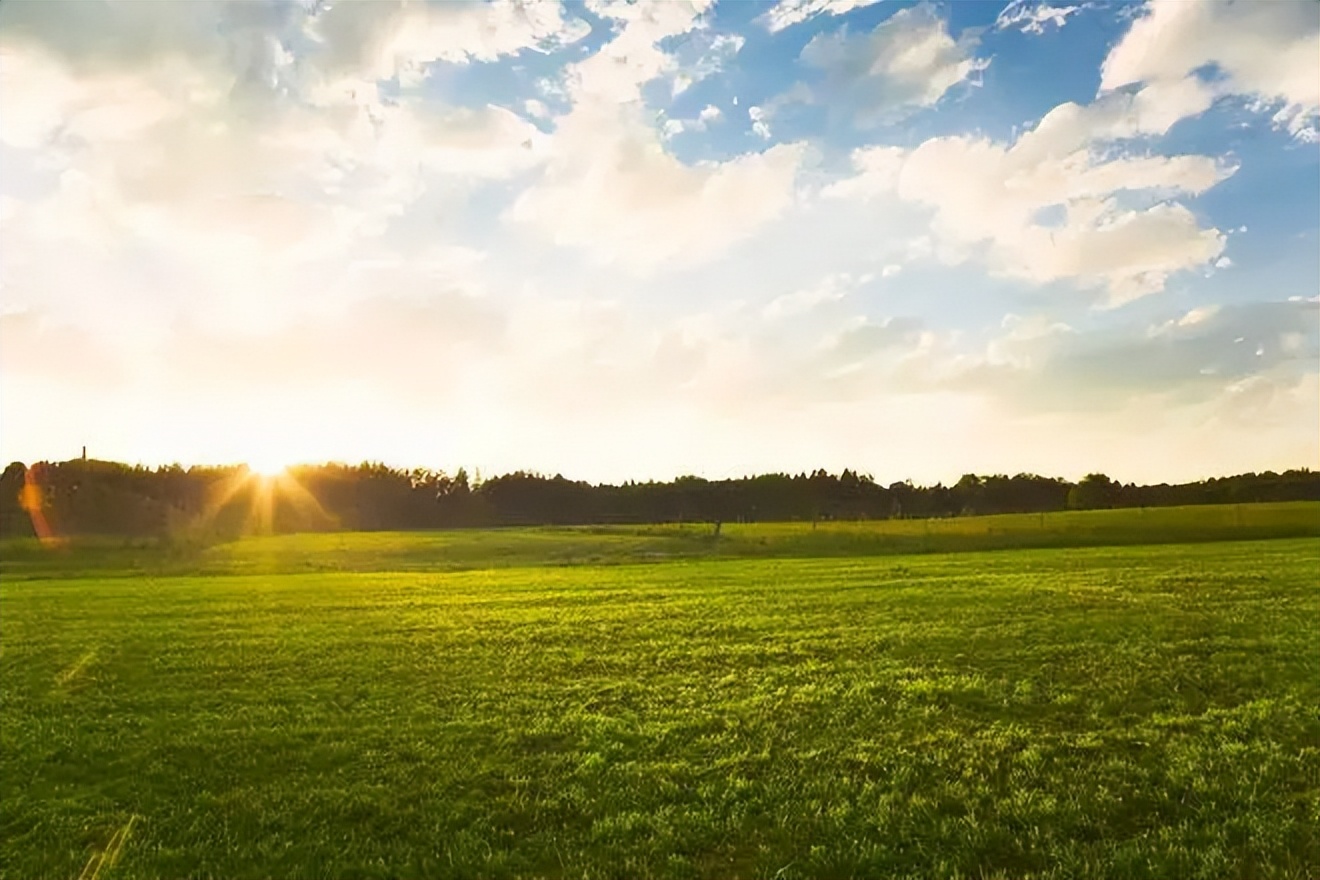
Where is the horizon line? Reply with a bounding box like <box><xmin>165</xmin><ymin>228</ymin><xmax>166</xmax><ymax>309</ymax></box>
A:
<box><xmin>9</xmin><ymin>454</ymin><xmax>1317</xmax><ymax>492</ymax></box>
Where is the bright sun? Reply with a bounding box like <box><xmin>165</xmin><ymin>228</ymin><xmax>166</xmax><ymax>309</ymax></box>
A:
<box><xmin>246</xmin><ymin>456</ymin><xmax>290</xmax><ymax>478</ymax></box>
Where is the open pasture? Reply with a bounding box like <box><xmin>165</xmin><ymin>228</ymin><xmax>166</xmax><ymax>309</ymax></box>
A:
<box><xmin>1</xmin><ymin>514</ymin><xmax>1318</xmax><ymax>878</ymax></box>
<box><xmin>2</xmin><ymin>500</ymin><xmax>1316</xmax><ymax>581</ymax></box>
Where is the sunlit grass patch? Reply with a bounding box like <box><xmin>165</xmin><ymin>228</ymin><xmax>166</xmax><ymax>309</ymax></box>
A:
<box><xmin>1</xmin><ymin>537</ymin><xmax>1317</xmax><ymax>878</ymax></box>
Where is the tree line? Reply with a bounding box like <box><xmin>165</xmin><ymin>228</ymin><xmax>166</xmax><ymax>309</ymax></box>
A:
<box><xmin>2</xmin><ymin>458</ymin><xmax>1317</xmax><ymax>540</ymax></box>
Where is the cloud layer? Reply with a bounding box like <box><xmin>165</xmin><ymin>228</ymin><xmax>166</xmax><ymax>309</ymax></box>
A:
<box><xmin>0</xmin><ymin>0</ymin><xmax>1315</xmax><ymax>483</ymax></box>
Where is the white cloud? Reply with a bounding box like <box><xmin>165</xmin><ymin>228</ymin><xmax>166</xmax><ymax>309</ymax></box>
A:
<box><xmin>1101</xmin><ymin>0</ymin><xmax>1320</xmax><ymax>140</ymax></box>
<box><xmin>567</xmin><ymin>0</ymin><xmax>714</xmax><ymax>104</ymax></box>
<box><xmin>271</xmin><ymin>99</ymin><xmax>546</xmax><ymax>185</ymax></box>
<box><xmin>509</xmin><ymin>118</ymin><xmax>804</xmax><ymax>272</ymax></box>
<box><xmin>824</xmin><ymin>83</ymin><xmax>1236</xmax><ymax>304</ymax></box>
<box><xmin>1125</xmin><ymin>76</ymin><xmax>1220</xmax><ymax>136</ymax></box>
<box><xmin>661</xmin><ymin>104</ymin><xmax>724</xmax><ymax>139</ymax></box>
<box><xmin>535</xmin><ymin>75</ymin><xmax>571</xmax><ymax>102</ymax></box>
<box><xmin>822</xmin><ymin>145</ymin><xmax>906</xmax><ymax>200</ymax></box>
<box><xmin>1145</xmin><ymin>303</ymin><xmax>1223</xmax><ymax>338</ymax></box>
<box><xmin>305</xmin><ymin>0</ymin><xmax>590</xmax><ymax>91</ymax></box>
<box><xmin>801</xmin><ymin>4</ymin><xmax>989</xmax><ymax>121</ymax></box>
<box><xmin>0</xmin><ymin>48</ymin><xmax>178</xmax><ymax>149</ymax></box>
<box><xmin>737</xmin><ymin>83</ymin><xmax>813</xmax><ymax>141</ymax></box>
<box><xmin>985</xmin><ymin>313</ymin><xmax>1074</xmax><ymax>368</ymax></box>
<box><xmin>670</xmin><ymin>33</ymin><xmax>745</xmax><ymax>97</ymax></box>
<box><xmin>763</xmin><ymin>272</ymin><xmax>863</xmax><ymax>319</ymax></box>
<box><xmin>508</xmin><ymin>0</ymin><xmax>807</xmax><ymax>273</ymax></box>
<box><xmin>818</xmin><ymin>316</ymin><xmax>928</xmax><ymax>374</ymax></box>
<box><xmin>0</xmin><ymin>0</ymin><xmax>561</xmax><ymax>271</ymax></box>
<box><xmin>1</xmin><ymin>0</ymin><xmax>799</xmax><ymax>297</ymax></box>
<box><xmin>995</xmin><ymin>0</ymin><xmax>1086</xmax><ymax>35</ymax></box>
<box><xmin>1178</xmin><ymin>304</ymin><xmax>1220</xmax><ymax>327</ymax></box>
<box><xmin>2</xmin><ymin>0</ymin><xmax>1314</xmax><ymax>484</ymax></box>
<box><xmin>0</xmin><ymin>0</ymin><xmax>591</xmax><ymax>129</ymax></box>
<box><xmin>966</xmin><ymin>299</ymin><xmax>1320</xmax><ymax>411</ymax></box>
<box><xmin>762</xmin><ymin>0</ymin><xmax>887</xmax><ymax>34</ymax></box>
<box><xmin>1007</xmin><ymin>82</ymin><xmax>1219</xmax><ymax>165</ymax></box>
<box><xmin>900</xmin><ymin>141</ymin><xmax>1231</xmax><ymax>305</ymax></box>
<box><xmin>0</xmin><ymin>0</ymin><xmax>294</xmax><ymax>86</ymax></box>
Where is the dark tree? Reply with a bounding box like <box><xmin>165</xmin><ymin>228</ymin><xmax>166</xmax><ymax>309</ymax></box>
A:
<box><xmin>1</xmin><ymin>456</ymin><xmax>1314</xmax><ymax>539</ymax></box>
<box><xmin>1068</xmin><ymin>473</ymin><xmax>1119</xmax><ymax>510</ymax></box>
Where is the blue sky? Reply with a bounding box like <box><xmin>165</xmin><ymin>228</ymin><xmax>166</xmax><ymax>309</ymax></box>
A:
<box><xmin>0</xmin><ymin>0</ymin><xmax>1316</xmax><ymax>484</ymax></box>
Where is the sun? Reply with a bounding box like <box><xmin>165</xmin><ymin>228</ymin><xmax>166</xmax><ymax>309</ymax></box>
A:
<box><xmin>246</xmin><ymin>455</ymin><xmax>291</xmax><ymax>478</ymax></box>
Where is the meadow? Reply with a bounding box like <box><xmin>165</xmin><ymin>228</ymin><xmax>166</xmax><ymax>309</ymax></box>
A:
<box><xmin>1</xmin><ymin>503</ymin><xmax>1318</xmax><ymax>878</ymax></box>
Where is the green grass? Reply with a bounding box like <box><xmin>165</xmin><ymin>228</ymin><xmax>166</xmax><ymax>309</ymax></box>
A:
<box><xmin>2</xmin><ymin>500</ymin><xmax>1316</xmax><ymax>581</ymax></box>
<box><xmin>1</xmin><ymin>518</ymin><xmax>1318</xmax><ymax>878</ymax></box>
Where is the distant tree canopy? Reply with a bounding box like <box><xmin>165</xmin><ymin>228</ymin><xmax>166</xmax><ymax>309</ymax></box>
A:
<box><xmin>1</xmin><ymin>458</ymin><xmax>1317</xmax><ymax>540</ymax></box>
<box><xmin>1068</xmin><ymin>473</ymin><xmax>1120</xmax><ymax>510</ymax></box>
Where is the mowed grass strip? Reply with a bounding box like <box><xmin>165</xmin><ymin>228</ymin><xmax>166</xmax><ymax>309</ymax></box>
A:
<box><xmin>1</xmin><ymin>539</ymin><xmax>1318</xmax><ymax>879</ymax></box>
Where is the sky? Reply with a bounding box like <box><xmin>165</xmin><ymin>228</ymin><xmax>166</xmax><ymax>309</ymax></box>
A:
<box><xmin>0</xmin><ymin>0</ymin><xmax>1317</xmax><ymax>486</ymax></box>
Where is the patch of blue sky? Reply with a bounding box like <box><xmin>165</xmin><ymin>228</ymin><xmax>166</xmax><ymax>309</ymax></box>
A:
<box><xmin>1176</xmin><ymin>114</ymin><xmax>1320</xmax><ymax>237</ymax></box>
<box><xmin>965</xmin><ymin>18</ymin><xmax>1117</xmax><ymax>142</ymax></box>
<box><xmin>665</xmin><ymin>1</ymin><xmax>1112</xmax><ymax>165</ymax></box>
<box><xmin>416</xmin><ymin>55</ymin><xmax>562</xmax><ymax>116</ymax></box>
<box><xmin>1197</xmin><ymin>228</ymin><xmax>1319</xmax><ymax>309</ymax></box>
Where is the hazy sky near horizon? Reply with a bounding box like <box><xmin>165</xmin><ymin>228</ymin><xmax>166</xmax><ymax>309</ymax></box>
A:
<box><xmin>1</xmin><ymin>0</ymin><xmax>1317</xmax><ymax>485</ymax></box>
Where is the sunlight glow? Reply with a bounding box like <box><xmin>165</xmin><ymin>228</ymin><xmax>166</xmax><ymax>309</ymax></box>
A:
<box><xmin>185</xmin><ymin>461</ymin><xmax>336</xmax><ymax>538</ymax></box>
<box><xmin>246</xmin><ymin>456</ymin><xmax>291</xmax><ymax>478</ymax></box>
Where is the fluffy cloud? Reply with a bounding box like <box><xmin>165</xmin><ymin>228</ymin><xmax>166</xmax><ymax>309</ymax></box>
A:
<box><xmin>1001</xmin><ymin>78</ymin><xmax>1221</xmax><ymax>168</ymax></box>
<box><xmin>669</xmin><ymin>32</ymin><xmax>745</xmax><ymax>97</ymax></box>
<box><xmin>305</xmin><ymin>0</ymin><xmax>590</xmax><ymax>90</ymax></box>
<box><xmin>0</xmin><ymin>85</ymin><xmax>544</xmax><ymax>343</ymax></box>
<box><xmin>800</xmin><ymin>5</ymin><xmax>989</xmax><ymax>121</ymax></box>
<box><xmin>282</xmin><ymin>99</ymin><xmax>547</xmax><ymax>180</ymax></box>
<box><xmin>763</xmin><ymin>271</ymin><xmax>872</xmax><ymax>319</ymax></box>
<box><xmin>820</xmin><ymin>145</ymin><xmax>906</xmax><ymax>200</ymax></box>
<box><xmin>962</xmin><ymin>299</ymin><xmax>1320</xmax><ymax>410</ymax></box>
<box><xmin>1101</xmin><ymin>0</ymin><xmax>1320</xmax><ymax>140</ymax></box>
<box><xmin>0</xmin><ymin>1</ymin><xmax>292</xmax><ymax>82</ymax></box>
<box><xmin>509</xmin><ymin>115</ymin><xmax>804</xmax><ymax>272</ymax></box>
<box><xmin>761</xmin><ymin>0</ymin><xmax>887</xmax><ymax>34</ymax></box>
<box><xmin>822</xmin><ymin>316</ymin><xmax>927</xmax><ymax>370</ymax></box>
<box><xmin>0</xmin><ymin>0</ymin><xmax>564</xmax><ymax>337</ymax></box>
<box><xmin>1</xmin><ymin>0</ymin><xmax>1314</xmax><ymax>483</ymax></box>
<box><xmin>824</xmin><ymin>81</ymin><xmax>1236</xmax><ymax>303</ymax></box>
<box><xmin>0</xmin><ymin>0</ymin><xmax>589</xmax><ymax>135</ymax></box>
<box><xmin>0</xmin><ymin>48</ymin><xmax>179</xmax><ymax>149</ymax></box>
<box><xmin>0</xmin><ymin>2</ymin><xmax>553</xmax><ymax>211</ymax></box>
<box><xmin>661</xmin><ymin>104</ymin><xmax>724</xmax><ymax>139</ymax></box>
<box><xmin>508</xmin><ymin>0</ymin><xmax>807</xmax><ymax>273</ymax></box>
<box><xmin>567</xmin><ymin>0</ymin><xmax>714</xmax><ymax>104</ymax></box>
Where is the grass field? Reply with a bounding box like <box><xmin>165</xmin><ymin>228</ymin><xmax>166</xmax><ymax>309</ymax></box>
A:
<box><xmin>2</xmin><ymin>505</ymin><xmax>1319</xmax><ymax>878</ymax></box>
<box><xmin>3</xmin><ymin>501</ymin><xmax>1317</xmax><ymax>582</ymax></box>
